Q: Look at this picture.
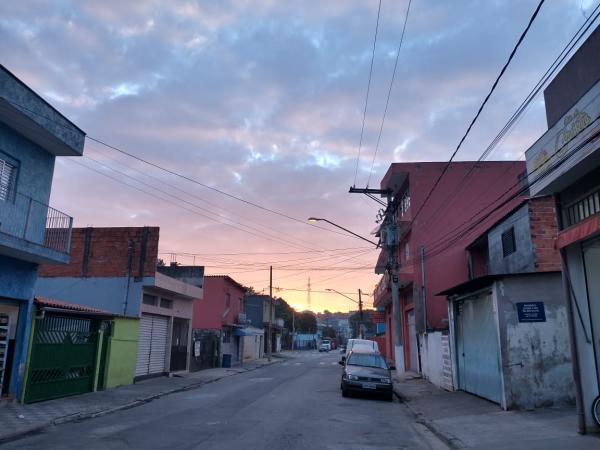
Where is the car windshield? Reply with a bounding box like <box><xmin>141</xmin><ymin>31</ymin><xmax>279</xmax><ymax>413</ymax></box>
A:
<box><xmin>347</xmin><ymin>353</ymin><xmax>387</xmax><ymax>369</ymax></box>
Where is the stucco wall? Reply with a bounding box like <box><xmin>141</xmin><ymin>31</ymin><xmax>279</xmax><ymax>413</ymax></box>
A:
<box><xmin>104</xmin><ymin>317</ymin><xmax>139</xmax><ymax>389</ymax></box>
<box><xmin>0</xmin><ymin>255</ymin><xmax>38</xmax><ymax>301</ymax></box>
<box><xmin>419</xmin><ymin>331</ymin><xmax>454</xmax><ymax>390</ymax></box>
<box><xmin>498</xmin><ymin>274</ymin><xmax>574</xmax><ymax>409</ymax></box>
<box><xmin>35</xmin><ymin>276</ymin><xmax>149</xmax><ymax>317</ymax></box>
<box><xmin>488</xmin><ymin>204</ymin><xmax>535</xmax><ymax>275</ymax></box>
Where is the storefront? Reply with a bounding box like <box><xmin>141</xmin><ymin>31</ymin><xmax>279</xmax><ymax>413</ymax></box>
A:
<box><xmin>525</xmin><ymin>25</ymin><xmax>600</xmax><ymax>431</ymax></box>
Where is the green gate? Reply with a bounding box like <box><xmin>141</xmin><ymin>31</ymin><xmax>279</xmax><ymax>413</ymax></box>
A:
<box><xmin>25</xmin><ymin>314</ymin><xmax>99</xmax><ymax>403</ymax></box>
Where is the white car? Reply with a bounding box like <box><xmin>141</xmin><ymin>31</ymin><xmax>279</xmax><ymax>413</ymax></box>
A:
<box><xmin>319</xmin><ymin>341</ymin><xmax>331</xmax><ymax>352</ymax></box>
<box><xmin>342</xmin><ymin>339</ymin><xmax>379</xmax><ymax>361</ymax></box>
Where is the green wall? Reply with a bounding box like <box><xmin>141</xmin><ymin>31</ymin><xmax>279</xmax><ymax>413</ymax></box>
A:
<box><xmin>104</xmin><ymin>317</ymin><xmax>139</xmax><ymax>389</ymax></box>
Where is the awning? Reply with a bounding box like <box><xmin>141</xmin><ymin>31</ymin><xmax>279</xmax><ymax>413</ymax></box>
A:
<box><xmin>233</xmin><ymin>327</ymin><xmax>264</xmax><ymax>336</ymax></box>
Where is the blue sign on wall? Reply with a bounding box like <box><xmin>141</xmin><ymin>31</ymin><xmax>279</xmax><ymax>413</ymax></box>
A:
<box><xmin>516</xmin><ymin>302</ymin><xmax>546</xmax><ymax>323</ymax></box>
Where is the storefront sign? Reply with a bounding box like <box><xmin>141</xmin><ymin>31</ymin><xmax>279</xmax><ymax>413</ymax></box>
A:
<box><xmin>526</xmin><ymin>80</ymin><xmax>600</xmax><ymax>196</ymax></box>
<box><xmin>516</xmin><ymin>302</ymin><xmax>546</xmax><ymax>323</ymax></box>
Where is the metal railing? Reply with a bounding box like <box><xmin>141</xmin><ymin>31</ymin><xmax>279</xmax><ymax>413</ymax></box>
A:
<box><xmin>0</xmin><ymin>192</ymin><xmax>73</xmax><ymax>254</ymax></box>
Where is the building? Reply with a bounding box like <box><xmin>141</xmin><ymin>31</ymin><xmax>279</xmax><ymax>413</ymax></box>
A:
<box><xmin>245</xmin><ymin>294</ymin><xmax>283</xmax><ymax>353</ymax></box>
<box><xmin>373</xmin><ymin>161</ymin><xmax>526</xmax><ymax>387</ymax></box>
<box><xmin>36</xmin><ymin>227</ymin><xmax>202</xmax><ymax>381</ymax></box>
<box><xmin>439</xmin><ymin>196</ymin><xmax>573</xmax><ymax>410</ymax></box>
<box><xmin>525</xmin><ymin>24</ymin><xmax>600</xmax><ymax>432</ymax></box>
<box><xmin>186</xmin><ymin>274</ymin><xmax>245</xmax><ymax>369</ymax></box>
<box><xmin>0</xmin><ymin>65</ymin><xmax>85</xmax><ymax>400</ymax></box>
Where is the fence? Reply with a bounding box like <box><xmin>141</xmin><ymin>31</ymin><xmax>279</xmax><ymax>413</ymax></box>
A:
<box><xmin>0</xmin><ymin>192</ymin><xmax>72</xmax><ymax>254</ymax></box>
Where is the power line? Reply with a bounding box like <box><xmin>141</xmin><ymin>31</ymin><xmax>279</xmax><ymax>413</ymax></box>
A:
<box><xmin>366</xmin><ymin>0</ymin><xmax>413</xmax><ymax>187</ymax></box>
<box><xmin>354</xmin><ymin>0</ymin><xmax>383</xmax><ymax>187</ymax></box>
<box><xmin>418</xmin><ymin>3</ymin><xmax>600</xmax><ymax>229</ymax></box>
<box><xmin>408</xmin><ymin>0</ymin><xmax>546</xmax><ymax>226</ymax></box>
<box><xmin>157</xmin><ymin>246</ymin><xmax>371</xmax><ymax>257</ymax></box>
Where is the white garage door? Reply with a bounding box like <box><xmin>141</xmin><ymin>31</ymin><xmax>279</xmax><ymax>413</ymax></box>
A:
<box><xmin>136</xmin><ymin>314</ymin><xmax>169</xmax><ymax>377</ymax></box>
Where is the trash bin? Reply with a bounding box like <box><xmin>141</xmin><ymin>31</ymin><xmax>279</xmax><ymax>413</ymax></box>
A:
<box><xmin>222</xmin><ymin>354</ymin><xmax>232</xmax><ymax>368</ymax></box>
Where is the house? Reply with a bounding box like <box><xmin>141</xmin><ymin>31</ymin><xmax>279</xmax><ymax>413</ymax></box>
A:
<box><xmin>36</xmin><ymin>227</ymin><xmax>202</xmax><ymax>382</ymax></box>
<box><xmin>373</xmin><ymin>161</ymin><xmax>526</xmax><ymax>388</ymax></box>
<box><xmin>0</xmin><ymin>65</ymin><xmax>85</xmax><ymax>400</ymax></box>
<box><xmin>245</xmin><ymin>294</ymin><xmax>284</xmax><ymax>354</ymax></box>
<box><xmin>438</xmin><ymin>196</ymin><xmax>573</xmax><ymax>410</ymax></box>
<box><xmin>525</xmin><ymin>24</ymin><xmax>600</xmax><ymax>432</ymax></box>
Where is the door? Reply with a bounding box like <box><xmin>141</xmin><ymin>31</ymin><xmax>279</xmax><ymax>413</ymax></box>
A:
<box><xmin>583</xmin><ymin>238</ymin><xmax>600</xmax><ymax>385</ymax></box>
<box><xmin>135</xmin><ymin>314</ymin><xmax>169</xmax><ymax>378</ymax></box>
<box><xmin>454</xmin><ymin>294</ymin><xmax>502</xmax><ymax>404</ymax></box>
<box><xmin>25</xmin><ymin>314</ymin><xmax>99</xmax><ymax>403</ymax></box>
<box><xmin>407</xmin><ymin>310</ymin><xmax>418</xmax><ymax>371</ymax></box>
<box><xmin>170</xmin><ymin>318</ymin><xmax>189</xmax><ymax>372</ymax></box>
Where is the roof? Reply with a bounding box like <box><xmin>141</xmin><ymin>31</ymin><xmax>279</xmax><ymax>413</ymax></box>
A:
<box><xmin>437</xmin><ymin>271</ymin><xmax>561</xmax><ymax>297</ymax></box>
<box><xmin>204</xmin><ymin>275</ymin><xmax>247</xmax><ymax>292</ymax></box>
<box><xmin>34</xmin><ymin>296</ymin><xmax>113</xmax><ymax>315</ymax></box>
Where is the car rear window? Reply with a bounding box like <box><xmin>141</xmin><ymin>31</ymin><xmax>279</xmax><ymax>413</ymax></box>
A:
<box><xmin>347</xmin><ymin>353</ymin><xmax>387</xmax><ymax>369</ymax></box>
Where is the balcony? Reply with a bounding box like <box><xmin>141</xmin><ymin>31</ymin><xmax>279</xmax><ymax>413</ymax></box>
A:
<box><xmin>0</xmin><ymin>192</ymin><xmax>73</xmax><ymax>264</ymax></box>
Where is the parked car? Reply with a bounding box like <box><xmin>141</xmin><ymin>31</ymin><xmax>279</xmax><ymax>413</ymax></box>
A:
<box><xmin>319</xmin><ymin>341</ymin><xmax>331</xmax><ymax>352</ymax></box>
<box><xmin>339</xmin><ymin>349</ymin><xmax>395</xmax><ymax>401</ymax></box>
<box><xmin>342</xmin><ymin>339</ymin><xmax>379</xmax><ymax>362</ymax></box>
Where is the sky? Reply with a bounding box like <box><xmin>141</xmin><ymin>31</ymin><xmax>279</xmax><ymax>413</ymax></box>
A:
<box><xmin>0</xmin><ymin>0</ymin><xmax>597</xmax><ymax>312</ymax></box>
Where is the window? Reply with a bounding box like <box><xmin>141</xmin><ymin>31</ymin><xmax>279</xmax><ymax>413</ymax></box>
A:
<box><xmin>160</xmin><ymin>298</ymin><xmax>173</xmax><ymax>309</ymax></box>
<box><xmin>404</xmin><ymin>242</ymin><xmax>410</xmax><ymax>262</ymax></box>
<box><xmin>225</xmin><ymin>293</ymin><xmax>231</xmax><ymax>308</ymax></box>
<box><xmin>502</xmin><ymin>227</ymin><xmax>516</xmax><ymax>257</ymax></box>
<box><xmin>222</xmin><ymin>329</ymin><xmax>231</xmax><ymax>343</ymax></box>
<box><xmin>0</xmin><ymin>158</ymin><xmax>16</xmax><ymax>202</ymax></box>
<box><xmin>142</xmin><ymin>294</ymin><xmax>158</xmax><ymax>306</ymax></box>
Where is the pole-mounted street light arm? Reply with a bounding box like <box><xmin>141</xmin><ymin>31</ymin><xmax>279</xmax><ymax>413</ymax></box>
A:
<box><xmin>325</xmin><ymin>288</ymin><xmax>359</xmax><ymax>304</ymax></box>
<box><xmin>307</xmin><ymin>217</ymin><xmax>379</xmax><ymax>247</ymax></box>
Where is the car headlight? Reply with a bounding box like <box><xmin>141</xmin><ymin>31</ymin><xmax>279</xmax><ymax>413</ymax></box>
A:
<box><xmin>379</xmin><ymin>377</ymin><xmax>391</xmax><ymax>384</ymax></box>
<box><xmin>347</xmin><ymin>374</ymin><xmax>359</xmax><ymax>381</ymax></box>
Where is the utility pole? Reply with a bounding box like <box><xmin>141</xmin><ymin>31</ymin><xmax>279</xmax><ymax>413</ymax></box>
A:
<box><xmin>358</xmin><ymin>289</ymin><xmax>364</xmax><ymax>339</ymax></box>
<box><xmin>292</xmin><ymin>309</ymin><xmax>295</xmax><ymax>350</ymax></box>
<box><xmin>349</xmin><ymin>186</ymin><xmax>404</xmax><ymax>372</ymax></box>
<box><xmin>268</xmin><ymin>265</ymin><xmax>273</xmax><ymax>362</ymax></box>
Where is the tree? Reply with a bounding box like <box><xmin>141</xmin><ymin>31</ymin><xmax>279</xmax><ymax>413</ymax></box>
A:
<box><xmin>322</xmin><ymin>326</ymin><xmax>337</xmax><ymax>339</ymax></box>
<box><xmin>296</xmin><ymin>311</ymin><xmax>317</xmax><ymax>333</ymax></box>
<box><xmin>349</xmin><ymin>310</ymin><xmax>376</xmax><ymax>338</ymax></box>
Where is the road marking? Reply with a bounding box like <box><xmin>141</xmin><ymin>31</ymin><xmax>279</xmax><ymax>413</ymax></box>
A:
<box><xmin>249</xmin><ymin>377</ymin><xmax>274</xmax><ymax>382</ymax></box>
<box><xmin>294</xmin><ymin>362</ymin><xmax>302</xmax><ymax>366</ymax></box>
<box><xmin>331</xmin><ymin>362</ymin><xmax>339</xmax><ymax>365</ymax></box>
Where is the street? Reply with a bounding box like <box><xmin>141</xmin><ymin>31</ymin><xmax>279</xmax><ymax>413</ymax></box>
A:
<box><xmin>2</xmin><ymin>352</ymin><xmax>446</xmax><ymax>450</ymax></box>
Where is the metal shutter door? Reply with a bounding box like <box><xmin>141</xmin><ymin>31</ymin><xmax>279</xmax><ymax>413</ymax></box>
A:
<box><xmin>148</xmin><ymin>315</ymin><xmax>169</xmax><ymax>374</ymax></box>
<box><xmin>135</xmin><ymin>315</ymin><xmax>153</xmax><ymax>377</ymax></box>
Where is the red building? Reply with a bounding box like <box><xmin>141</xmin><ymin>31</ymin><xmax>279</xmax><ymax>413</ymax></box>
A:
<box><xmin>373</xmin><ymin>161</ymin><xmax>525</xmax><ymax>388</ymax></box>
<box><xmin>192</xmin><ymin>275</ymin><xmax>247</xmax><ymax>367</ymax></box>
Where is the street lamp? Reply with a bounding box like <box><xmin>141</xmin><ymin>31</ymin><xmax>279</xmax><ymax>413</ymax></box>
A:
<box><xmin>307</xmin><ymin>217</ymin><xmax>378</xmax><ymax>247</ymax></box>
<box><xmin>326</xmin><ymin>288</ymin><xmax>365</xmax><ymax>339</ymax></box>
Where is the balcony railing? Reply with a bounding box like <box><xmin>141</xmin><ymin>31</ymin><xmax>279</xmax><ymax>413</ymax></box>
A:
<box><xmin>0</xmin><ymin>192</ymin><xmax>73</xmax><ymax>254</ymax></box>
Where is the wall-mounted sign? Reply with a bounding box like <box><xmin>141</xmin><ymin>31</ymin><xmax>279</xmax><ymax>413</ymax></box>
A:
<box><xmin>525</xmin><ymin>80</ymin><xmax>600</xmax><ymax>196</ymax></box>
<box><xmin>516</xmin><ymin>302</ymin><xmax>546</xmax><ymax>323</ymax></box>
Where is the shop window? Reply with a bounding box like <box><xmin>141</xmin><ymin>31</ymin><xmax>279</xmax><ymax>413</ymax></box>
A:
<box><xmin>142</xmin><ymin>294</ymin><xmax>158</xmax><ymax>306</ymax></box>
<box><xmin>160</xmin><ymin>298</ymin><xmax>173</xmax><ymax>309</ymax></box>
<box><xmin>502</xmin><ymin>227</ymin><xmax>516</xmax><ymax>257</ymax></box>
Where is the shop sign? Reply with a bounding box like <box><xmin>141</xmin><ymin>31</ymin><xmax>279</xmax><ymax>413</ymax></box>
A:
<box><xmin>526</xmin><ymin>80</ymin><xmax>600</xmax><ymax>196</ymax></box>
<box><xmin>516</xmin><ymin>302</ymin><xmax>546</xmax><ymax>323</ymax></box>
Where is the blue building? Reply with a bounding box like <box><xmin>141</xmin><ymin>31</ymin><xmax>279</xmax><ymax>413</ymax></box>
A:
<box><xmin>0</xmin><ymin>65</ymin><xmax>84</xmax><ymax>400</ymax></box>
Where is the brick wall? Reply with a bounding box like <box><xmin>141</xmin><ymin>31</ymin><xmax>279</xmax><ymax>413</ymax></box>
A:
<box><xmin>528</xmin><ymin>197</ymin><xmax>561</xmax><ymax>272</ymax></box>
<box><xmin>39</xmin><ymin>227</ymin><xmax>159</xmax><ymax>278</ymax></box>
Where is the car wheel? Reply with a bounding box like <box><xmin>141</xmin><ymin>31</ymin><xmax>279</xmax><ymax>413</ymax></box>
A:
<box><xmin>385</xmin><ymin>392</ymin><xmax>394</xmax><ymax>402</ymax></box>
<box><xmin>342</xmin><ymin>389</ymin><xmax>349</xmax><ymax>398</ymax></box>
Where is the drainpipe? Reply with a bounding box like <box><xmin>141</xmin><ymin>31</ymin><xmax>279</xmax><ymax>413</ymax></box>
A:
<box><xmin>555</xmin><ymin>195</ymin><xmax>586</xmax><ymax>434</ymax></box>
<box><xmin>123</xmin><ymin>240</ymin><xmax>134</xmax><ymax>316</ymax></box>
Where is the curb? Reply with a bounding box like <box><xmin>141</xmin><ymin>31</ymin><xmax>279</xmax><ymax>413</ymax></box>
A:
<box><xmin>0</xmin><ymin>359</ymin><xmax>282</xmax><ymax>445</ymax></box>
<box><xmin>393</xmin><ymin>388</ymin><xmax>466</xmax><ymax>450</ymax></box>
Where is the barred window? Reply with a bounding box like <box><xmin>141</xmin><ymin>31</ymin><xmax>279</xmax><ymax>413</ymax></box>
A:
<box><xmin>0</xmin><ymin>158</ymin><xmax>16</xmax><ymax>202</ymax></box>
<box><xmin>502</xmin><ymin>227</ymin><xmax>516</xmax><ymax>257</ymax></box>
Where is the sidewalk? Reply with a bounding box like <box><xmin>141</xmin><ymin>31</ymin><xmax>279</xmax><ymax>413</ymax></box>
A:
<box><xmin>392</xmin><ymin>372</ymin><xmax>600</xmax><ymax>449</ymax></box>
<box><xmin>0</xmin><ymin>356</ymin><xmax>285</xmax><ymax>444</ymax></box>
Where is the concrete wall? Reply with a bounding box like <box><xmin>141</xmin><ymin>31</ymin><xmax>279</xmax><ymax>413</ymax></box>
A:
<box><xmin>0</xmin><ymin>255</ymin><xmax>38</xmax><ymax>301</ymax></box>
<box><xmin>104</xmin><ymin>317</ymin><xmax>139</xmax><ymax>389</ymax></box>
<box><xmin>488</xmin><ymin>204</ymin><xmax>535</xmax><ymax>275</ymax></box>
<box><xmin>419</xmin><ymin>331</ymin><xmax>453</xmax><ymax>390</ymax></box>
<box><xmin>36</xmin><ymin>276</ymin><xmax>149</xmax><ymax>317</ymax></box>
<box><xmin>242</xmin><ymin>334</ymin><xmax>263</xmax><ymax>361</ymax></box>
<box><xmin>544</xmin><ymin>24</ymin><xmax>600</xmax><ymax>128</ymax></box>
<box><xmin>497</xmin><ymin>274</ymin><xmax>574</xmax><ymax>409</ymax></box>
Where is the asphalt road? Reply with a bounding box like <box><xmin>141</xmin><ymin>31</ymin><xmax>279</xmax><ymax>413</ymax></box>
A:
<box><xmin>3</xmin><ymin>351</ymin><xmax>447</xmax><ymax>450</ymax></box>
